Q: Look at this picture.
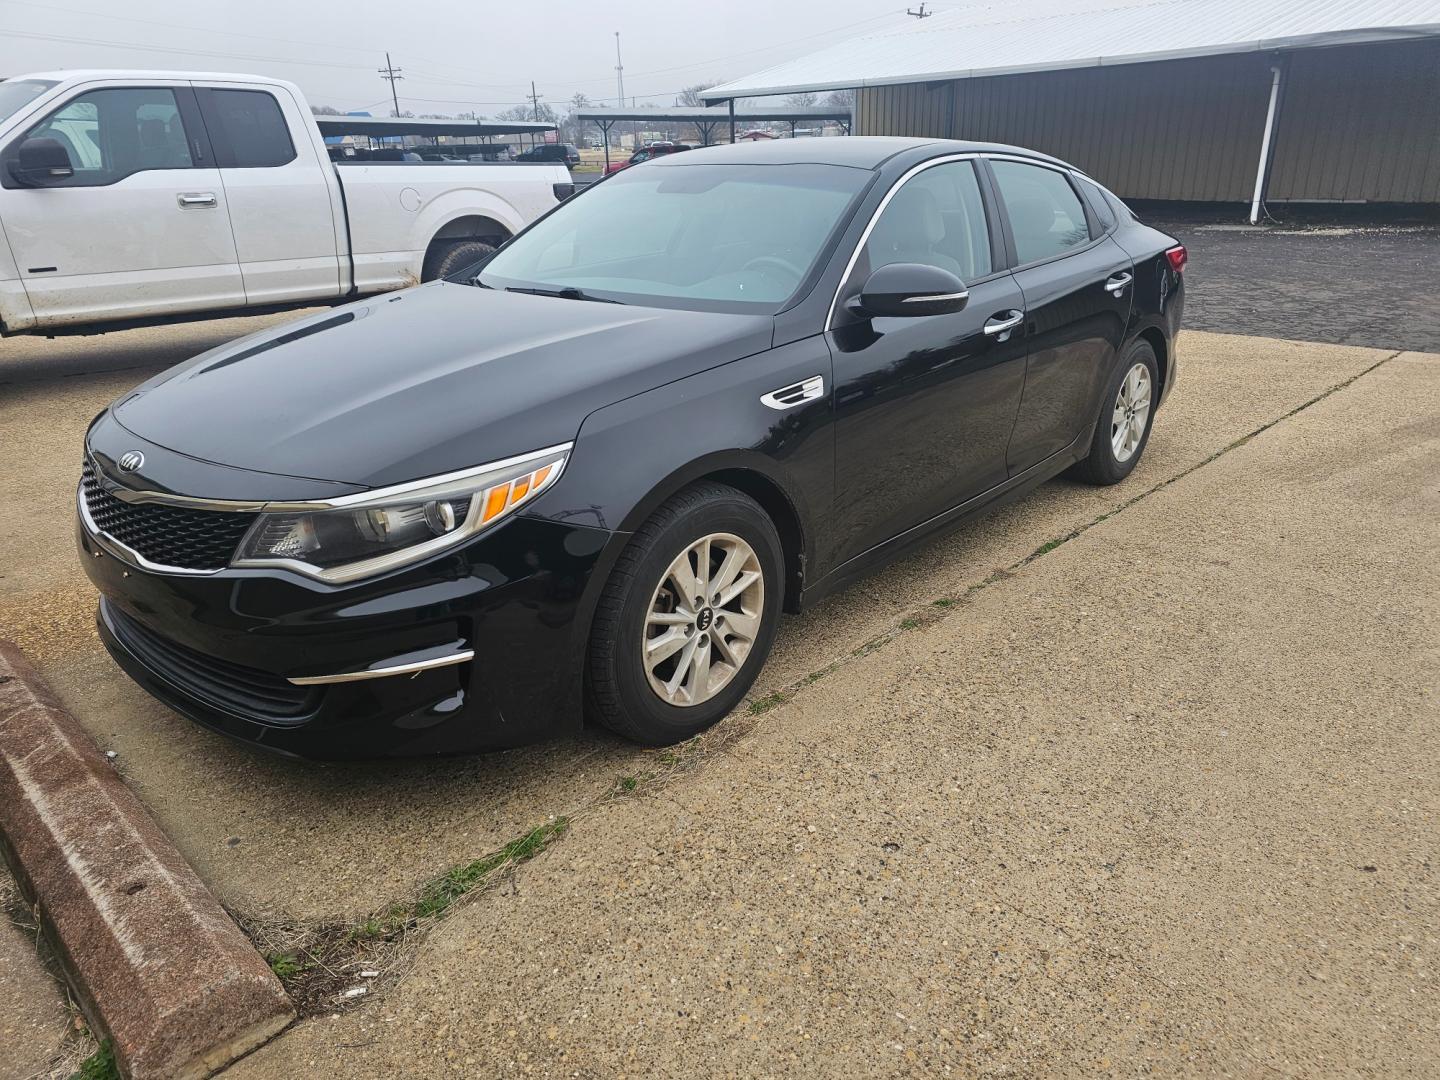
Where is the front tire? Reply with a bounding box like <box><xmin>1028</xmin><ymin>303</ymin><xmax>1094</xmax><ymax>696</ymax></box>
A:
<box><xmin>587</xmin><ymin>483</ymin><xmax>784</xmax><ymax>745</ymax></box>
<box><xmin>1071</xmin><ymin>340</ymin><xmax>1159</xmax><ymax>486</ymax></box>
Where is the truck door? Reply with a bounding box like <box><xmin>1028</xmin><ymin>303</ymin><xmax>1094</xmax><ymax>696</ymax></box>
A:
<box><xmin>0</xmin><ymin>83</ymin><xmax>244</xmax><ymax>327</ymax></box>
<box><xmin>192</xmin><ymin>84</ymin><xmax>342</xmax><ymax>304</ymax></box>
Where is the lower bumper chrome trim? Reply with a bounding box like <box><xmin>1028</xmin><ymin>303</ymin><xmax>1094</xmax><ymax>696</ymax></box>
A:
<box><xmin>287</xmin><ymin>650</ymin><xmax>474</xmax><ymax>686</ymax></box>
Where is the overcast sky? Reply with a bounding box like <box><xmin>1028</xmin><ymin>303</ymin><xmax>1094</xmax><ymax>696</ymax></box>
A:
<box><xmin>0</xmin><ymin>0</ymin><xmax>915</xmax><ymax>113</ymax></box>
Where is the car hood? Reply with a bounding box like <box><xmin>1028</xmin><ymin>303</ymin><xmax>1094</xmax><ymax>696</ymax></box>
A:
<box><xmin>114</xmin><ymin>283</ymin><xmax>774</xmax><ymax>489</ymax></box>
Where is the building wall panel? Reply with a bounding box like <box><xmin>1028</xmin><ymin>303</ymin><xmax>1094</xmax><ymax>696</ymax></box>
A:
<box><xmin>855</xmin><ymin>40</ymin><xmax>1440</xmax><ymax>203</ymax></box>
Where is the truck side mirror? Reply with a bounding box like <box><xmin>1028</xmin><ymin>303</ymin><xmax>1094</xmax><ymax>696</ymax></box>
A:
<box><xmin>8</xmin><ymin>137</ymin><xmax>74</xmax><ymax>186</ymax></box>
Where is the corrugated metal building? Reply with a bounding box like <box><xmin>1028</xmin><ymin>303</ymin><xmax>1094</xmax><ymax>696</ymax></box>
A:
<box><xmin>704</xmin><ymin>0</ymin><xmax>1440</xmax><ymax>212</ymax></box>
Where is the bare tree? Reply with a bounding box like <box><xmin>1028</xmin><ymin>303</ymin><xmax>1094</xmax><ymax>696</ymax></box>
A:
<box><xmin>310</xmin><ymin>104</ymin><xmax>342</xmax><ymax>115</ymax></box>
<box><xmin>784</xmin><ymin>91</ymin><xmax>819</xmax><ymax>109</ymax></box>
<box><xmin>496</xmin><ymin>102</ymin><xmax>558</xmax><ymax>124</ymax></box>
<box><xmin>825</xmin><ymin>88</ymin><xmax>856</xmax><ymax>108</ymax></box>
<box><xmin>676</xmin><ymin>83</ymin><xmax>716</xmax><ymax>107</ymax></box>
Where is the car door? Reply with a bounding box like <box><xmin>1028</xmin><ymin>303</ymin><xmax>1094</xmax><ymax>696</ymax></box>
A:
<box><xmin>193</xmin><ymin>84</ymin><xmax>342</xmax><ymax>305</ymax></box>
<box><xmin>827</xmin><ymin>157</ymin><xmax>1028</xmax><ymax>565</ymax></box>
<box><xmin>986</xmin><ymin>157</ymin><xmax>1133</xmax><ymax>475</ymax></box>
<box><xmin>0</xmin><ymin>82</ymin><xmax>244</xmax><ymax>327</ymax></box>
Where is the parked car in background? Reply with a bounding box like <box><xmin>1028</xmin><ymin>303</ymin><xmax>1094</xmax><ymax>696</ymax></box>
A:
<box><xmin>78</xmin><ymin>138</ymin><xmax>1185</xmax><ymax>759</ymax></box>
<box><xmin>604</xmin><ymin>142</ymin><xmax>691</xmax><ymax>173</ymax></box>
<box><xmin>0</xmin><ymin>71</ymin><xmax>569</xmax><ymax>335</ymax></box>
<box><xmin>515</xmin><ymin>143</ymin><xmax>580</xmax><ymax>168</ymax></box>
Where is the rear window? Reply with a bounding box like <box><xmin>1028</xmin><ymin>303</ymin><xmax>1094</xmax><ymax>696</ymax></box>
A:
<box><xmin>197</xmin><ymin>88</ymin><xmax>295</xmax><ymax>168</ymax></box>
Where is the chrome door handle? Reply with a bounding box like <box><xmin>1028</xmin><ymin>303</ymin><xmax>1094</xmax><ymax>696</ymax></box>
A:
<box><xmin>1104</xmin><ymin>272</ymin><xmax>1133</xmax><ymax>295</ymax></box>
<box><xmin>761</xmin><ymin>375</ymin><xmax>824</xmax><ymax>410</ymax></box>
<box><xmin>983</xmin><ymin>311</ymin><xmax>1024</xmax><ymax>337</ymax></box>
<box><xmin>176</xmin><ymin>192</ymin><xmax>217</xmax><ymax>208</ymax></box>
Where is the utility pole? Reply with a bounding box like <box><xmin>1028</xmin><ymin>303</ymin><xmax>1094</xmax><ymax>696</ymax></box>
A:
<box><xmin>527</xmin><ymin>81</ymin><xmax>544</xmax><ymax>122</ymax></box>
<box><xmin>378</xmin><ymin>52</ymin><xmax>403</xmax><ymax>116</ymax></box>
<box><xmin>614</xmin><ymin>32</ymin><xmax>625</xmax><ymax>108</ymax></box>
<box><xmin>906</xmin><ymin>3</ymin><xmax>932</xmax><ymax>16</ymax></box>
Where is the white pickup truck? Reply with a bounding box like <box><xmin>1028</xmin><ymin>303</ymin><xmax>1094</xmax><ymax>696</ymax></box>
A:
<box><xmin>0</xmin><ymin>71</ymin><xmax>571</xmax><ymax>335</ymax></box>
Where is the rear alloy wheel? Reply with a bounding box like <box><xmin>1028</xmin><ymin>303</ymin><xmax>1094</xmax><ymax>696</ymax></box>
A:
<box><xmin>1071</xmin><ymin>339</ymin><xmax>1159</xmax><ymax>486</ymax></box>
<box><xmin>588</xmin><ymin>483</ymin><xmax>783</xmax><ymax>745</ymax></box>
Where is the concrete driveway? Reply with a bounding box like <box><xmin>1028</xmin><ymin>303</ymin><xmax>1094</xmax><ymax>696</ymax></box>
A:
<box><xmin>228</xmin><ymin>343</ymin><xmax>1438</xmax><ymax>1078</ymax></box>
<box><xmin>2</xmin><ymin>314</ymin><xmax>1435</xmax><ymax>1075</ymax></box>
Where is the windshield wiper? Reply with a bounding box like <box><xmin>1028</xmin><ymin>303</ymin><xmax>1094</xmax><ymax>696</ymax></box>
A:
<box><xmin>504</xmin><ymin>285</ymin><xmax>623</xmax><ymax>304</ymax></box>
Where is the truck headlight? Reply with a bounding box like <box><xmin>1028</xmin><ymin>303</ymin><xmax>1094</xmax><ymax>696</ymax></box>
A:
<box><xmin>234</xmin><ymin>444</ymin><xmax>569</xmax><ymax>583</ymax></box>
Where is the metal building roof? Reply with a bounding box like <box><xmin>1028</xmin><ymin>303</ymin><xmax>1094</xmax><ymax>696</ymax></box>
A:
<box><xmin>702</xmin><ymin>0</ymin><xmax>1440</xmax><ymax>100</ymax></box>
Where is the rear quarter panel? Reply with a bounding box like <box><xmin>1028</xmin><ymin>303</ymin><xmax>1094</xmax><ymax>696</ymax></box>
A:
<box><xmin>1111</xmin><ymin>220</ymin><xmax>1185</xmax><ymax>402</ymax></box>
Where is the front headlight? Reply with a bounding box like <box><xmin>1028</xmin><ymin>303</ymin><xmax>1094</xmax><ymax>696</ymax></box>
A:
<box><xmin>234</xmin><ymin>444</ymin><xmax>569</xmax><ymax>583</ymax></box>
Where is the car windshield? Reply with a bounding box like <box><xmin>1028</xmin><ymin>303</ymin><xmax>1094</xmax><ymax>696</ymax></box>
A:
<box><xmin>476</xmin><ymin>162</ymin><xmax>872</xmax><ymax>313</ymax></box>
<box><xmin>0</xmin><ymin>79</ymin><xmax>58</xmax><ymax>125</ymax></box>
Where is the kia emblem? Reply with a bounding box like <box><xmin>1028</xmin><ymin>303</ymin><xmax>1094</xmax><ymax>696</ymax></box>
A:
<box><xmin>118</xmin><ymin>451</ymin><xmax>145</xmax><ymax>472</ymax></box>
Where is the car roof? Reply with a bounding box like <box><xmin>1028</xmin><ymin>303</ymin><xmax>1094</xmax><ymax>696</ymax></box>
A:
<box><xmin>647</xmin><ymin>136</ymin><xmax>1071</xmax><ymax>171</ymax></box>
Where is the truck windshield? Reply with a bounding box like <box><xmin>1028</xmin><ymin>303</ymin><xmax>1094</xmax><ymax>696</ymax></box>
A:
<box><xmin>476</xmin><ymin>162</ymin><xmax>871</xmax><ymax>313</ymax></box>
<box><xmin>0</xmin><ymin>79</ymin><xmax>58</xmax><ymax>125</ymax></box>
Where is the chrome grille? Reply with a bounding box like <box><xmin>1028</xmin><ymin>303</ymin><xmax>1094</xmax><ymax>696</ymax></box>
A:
<box><xmin>80</xmin><ymin>461</ymin><xmax>257</xmax><ymax>572</ymax></box>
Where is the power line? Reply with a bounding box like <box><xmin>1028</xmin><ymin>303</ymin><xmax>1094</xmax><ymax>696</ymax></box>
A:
<box><xmin>2</xmin><ymin>27</ymin><xmax>371</xmax><ymax>72</ymax></box>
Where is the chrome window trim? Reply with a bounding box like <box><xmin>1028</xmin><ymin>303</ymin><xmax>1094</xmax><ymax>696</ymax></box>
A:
<box><xmin>825</xmin><ymin>152</ymin><xmax>982</xmax><ymax>332</ymax></box>
<box><xmin>95</xmin><ymin>442</ymin><xmax>573</xmax><ymax>513</ymax></box>
<box><xmin>287</xmin><ymin>649</ymin><xmax>475</xmax><ymax>685</ymax></box>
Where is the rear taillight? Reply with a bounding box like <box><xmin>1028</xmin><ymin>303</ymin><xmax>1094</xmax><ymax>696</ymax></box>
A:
<box><xmin>1165</xmin><ymin>245</ymin><xmax>1188</xmax><ymax>274</ymax></box>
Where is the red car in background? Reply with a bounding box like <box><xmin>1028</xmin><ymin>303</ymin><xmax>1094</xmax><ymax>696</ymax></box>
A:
<box><xmin>605</xmin><ymin>142</ymin><xmax>691</xmax><ymax>173</ymax></box>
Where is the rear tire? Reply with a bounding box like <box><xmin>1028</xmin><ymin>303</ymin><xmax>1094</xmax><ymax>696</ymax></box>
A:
<box><xmin>1070</xmin><ymin>339</ymin><xmax>1159</xmax><ymax>486</ymax></box>
<box><xmin>587</xmin><ymin>483</ymin><xmax>784</xmax><ymax>746</ymax></box>
<box><xmin>423</xmin><ymin>239</ymin><xmax>496</xmax><ymax>282</ymax></box>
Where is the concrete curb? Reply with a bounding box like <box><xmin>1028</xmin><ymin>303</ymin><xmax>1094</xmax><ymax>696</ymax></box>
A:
<box><xmin>0</xmin><ymin>640</ymin><xmax>294</xmax><ymax>1080</ymax></box>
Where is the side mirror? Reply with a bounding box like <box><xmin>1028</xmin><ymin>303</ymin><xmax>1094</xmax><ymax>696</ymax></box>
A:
<box><xmin>849</xmin><ymin>262</ymin><xmax>968</xmax><ymax>319</ymax></box>
<box><xmin>8</xmin><ymin>137</ymin><xmax>74</xmax><ymax>186</ymax></box>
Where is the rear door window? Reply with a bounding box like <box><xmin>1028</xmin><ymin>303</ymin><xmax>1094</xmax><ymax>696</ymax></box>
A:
<box><xmin>196</xmin><ymin>89</ymin><xmax>295</xmax><ymax>168</ymax></box>
<box><xmin>989</xmin><ymin>160</ymin><xmax>1093</xmax><ymax>265</ymax></box>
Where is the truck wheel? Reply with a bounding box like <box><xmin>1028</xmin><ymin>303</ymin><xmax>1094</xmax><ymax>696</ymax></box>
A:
<box><xmin>423</xmin><ymin>240</ymin><xmax>495</xmax><ymax>282</ymax></box>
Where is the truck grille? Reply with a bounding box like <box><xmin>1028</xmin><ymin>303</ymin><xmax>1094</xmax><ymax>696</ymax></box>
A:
<box><xmin>81</xmin><ymin>461</ymin><xmax>256</xmax><ymax>572</ymax></box>
<box><xmin>103</xmin><ymin>602</ymin><xmax>320</xmax><ymax>722</ymax></box>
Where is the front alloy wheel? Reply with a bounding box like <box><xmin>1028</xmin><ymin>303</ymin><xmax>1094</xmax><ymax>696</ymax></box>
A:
<box><xmin>643</xmin><ymin>533</ymin><xmax>764</xmax><ymax>707</ymax></box>
<box><xmin>588</xmin><ymin>483</ymin><xmax>783</xmax><ymax>745</ymax></box>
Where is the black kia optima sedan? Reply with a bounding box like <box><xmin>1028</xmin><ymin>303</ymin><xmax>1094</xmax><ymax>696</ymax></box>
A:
<box><xmin>78</xmin><ymin>138</ymin><xmax>1185</xmax><ymax>758</ymax></box>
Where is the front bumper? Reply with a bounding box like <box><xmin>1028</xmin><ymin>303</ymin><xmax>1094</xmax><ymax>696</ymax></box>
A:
<box><xmin>81</xmin><ymin>513</ymin><xmax>613</xmax><ymax>759</ymax></box>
